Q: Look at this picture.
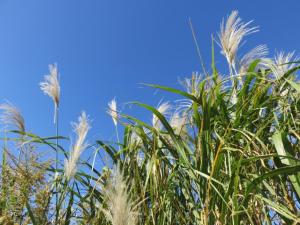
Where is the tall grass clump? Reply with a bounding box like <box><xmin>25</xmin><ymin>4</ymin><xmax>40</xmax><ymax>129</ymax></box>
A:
<box><xmin>1</xmin><ymin>10</ymin><xmax>300</xmax><ymax>224</ymax></box>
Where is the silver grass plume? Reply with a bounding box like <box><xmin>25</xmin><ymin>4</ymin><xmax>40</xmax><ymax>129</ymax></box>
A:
<box><xmin>152</xmin><ymin>102</ymin><xmax>171</xmax><ymax>130</ymax></box>
<box><xmin>238</xmin><ymin>45</ymin><xmax>269</xmax><ymax>74</ymax></box>
<box><xmin>177</xmin><ymin>73</ymin><xmax>202</xmax><ymax>110</ymax></box>
<box><xmin>169</xmin><ymin>112</ymin><xmax>187</xmax><ymax>135</ymax></box>
<box><xmin>107</xmin><ymin>98</ymin><xmax>118</xmax><ymax>126</ymax></box>
<box><xmin>64</xmin><ymin>111</ymin><xmax>91</xmax><ymax>181</ymax></box>
<box><xmin>0</xmin><ymin>102</ymin><xmax>25</xmax><ymax>132</ymax></box>
<box><xmin>102</xmin><ymin>164</ymin><xmax>139</xmax><ymax>225</ymax></box>
<box><xmin>181</xmin><ymin>72</ymin><xmax>202</xmax><ymax>98</ymax></box>
<box><xmin>267</xmin><ymin>51</ymin><xmax>298</xmax><ymax>79</ymax></box>
<box><xmin>40</xmin><ymin>64</ymin><xmax>60</xmax><ymax>123</ymax></box>
<box><xmin>218</xmin><ymin>10</ymin><xmax>258</xmax><ymax>69</ymax></box>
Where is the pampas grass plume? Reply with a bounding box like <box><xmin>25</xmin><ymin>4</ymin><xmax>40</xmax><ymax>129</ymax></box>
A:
<box><xmin>102</xmin><ymin>164</ymin><xmax>139</xmax><ymax>225</ymax></box>
<box><xmin>218</xmin><ymin>10</ymin><xmax>258</xmax><ymax>68</ymax></box>
<box><xmin>40</xmin><ymin>63</ymin><xmax>60</xmax><ymax>123</ymax></box>
<box><xmin>152</xmin><ymin>102</ymin><xmax>171</xmax><ymax>130</ymax></box>
<box><xmin>108</xmin><ymin>98</ymin><xmax>118</xmax><ymax>126</ymax></box>
<box><xmin>64</xmin><ymin>111</ymin><xmax>91</xmax><ymax>181</ymax></box>
<box><xmin>0</xmin><ymin>102</ymin><xmax>25</xmax><ymax>132</ymax></box>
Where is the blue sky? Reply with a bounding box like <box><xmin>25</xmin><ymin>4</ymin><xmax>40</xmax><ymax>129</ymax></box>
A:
<box><xmin>0</xmin><ymin>0</ymin><xmax>299</xmax><ymax>157</ymax></box>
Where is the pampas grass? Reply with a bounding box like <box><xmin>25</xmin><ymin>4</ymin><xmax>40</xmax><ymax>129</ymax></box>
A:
<box><xmin>1</xmin><ymin>9</ymin><xmax>300</xmax><ymax>225</ymax></box>
<box><xmin>101</xmin><ymin>164</ymin><xmax>139</xmax><ymax>225</ymax></box>
<box><xmin>152</xmin><ymin>102</ymin><xmax>171</xmax><ymax>130</ymax></box>
<box><xmin>40</xmin><ymin>63</ymin><xmax>60</xmax><ymax>124</ymax></box>
<box><xmin>0</xmin><ymin>102</ymin><xmax>25</xmax><ymax>132</ymax></box>
<box><xmin>218</xmin><ymin>10</ymin><xmax>259</xmax><ymax>111</ymax></box>
<box><xmin>181</xmin><ymin>72</ymin><xmax>202</xmax><ymax>97</ymax></box>
<box><xmin>271</xmin><ymin>51</ymin><xmax>298</xmax><ymax>79</ymax></box>
<box><xmin>64</xmin><ymin>111</ymin><xmax>90</xmax><ymax>181</ymax></box>
<box><xmin>169</xmin><ymin>112</ymin><xmax>187</xmax><ymax>135</ymax></box>
<box><xmin>238</xmin><ymin>44</ymin><xmax>269</xmax><ymax>74</ymax></box>
<box><xmin>40</xmin><ymin>63</ymin><xmax>61</xmax><ymax>220</ymax></box>
<box><xmin>108</xmin><ymin>98</ymin><xmax>118</xmax><ymax>127</ymax></box>
<box><xmin>218</xmin><ymin>10</ymin><xmax>258</xmax><ymax>69</ymax></box>
<box><xmin>107</xmin><ymin>98</ymin><xmax>121</xmax><ymax>151</ymax></box>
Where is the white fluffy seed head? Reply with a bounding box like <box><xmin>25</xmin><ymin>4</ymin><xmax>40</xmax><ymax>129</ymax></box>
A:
<box><xmin>169</xmin><ymin>112</ymin><xmax>187</xmax><ymax>135</ymax></box>
<box><xmin>269</xmin><ymin>51</ymin><xmax>298</xmax><ymax>79</ymax></box>
<box><xmin>40</xmin><ymin>64</ymin><xmax>60</xmax><ymax>123</ymax></box>
<box><xmin>177</xmin><ymin>73</ymin><xmax>203</xmax><ymax>111</ymax></box>
<box><xmin>102</xmin><ymin>164</ymin><xmax>139</xmax><ymax>225</ymax></box>
<box><xmin>40</xmin><ymin>63</ymin><xmax>60</xmax><ymax>107</ymax></box>
<box><xmin>107</xmin><ymin>98</ymin><xmax>118</xmax><ymax>126</ymax></box>
<box><xmin>181</xmin><ymin>72</ymin><xmax>202</xmax><ymax>97</ymax></box>
<box><xmin>238</xmin><ymin>45</ymin><xmax>269</xmax><ymax>74</ymax></box>
<box><xmin>218</xmin><ymin>10</ymin><xmax>258</xmax><ymax>67</ymax></box>
<box><xmin>64</xmin><ymin>111</ymin><xmax>91</xmax><ymax>181</ymax></box>
<box><xmin>152</xmin><ymin>102</ymin><xmax>171</xmax><ymax>130</ymax></box>
<box><xmin>0</xmin><ymin>102</ymin><xmax>25</xmax><ymax>132</ymax></box>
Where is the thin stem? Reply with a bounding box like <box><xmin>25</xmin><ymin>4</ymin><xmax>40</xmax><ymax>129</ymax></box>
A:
<box><xmin>3</xmin><ymin>128</ymin><xmax>7</xmax><ymax>166</ymax></box>
<box><xmin>2</xmin><ymin>129</ymin><xmax>7</xmax><ymax>207</ymax></box>
<box><xmin>90</xmin><ymin>146</ymin><xmax>100</xmax><ymax>184</ymax></box>
<box><xmin>229</xmin><ymin>64</ymin><xmax>237</xmax><ymax>121</ymax></box>
<box><xmin>232</xmin><ymin>63</ymin><xmax>242</xmax><ymax>89</ymax></box>
<box><xmin>115</xmin><ymin>124</ymin><xmax>120</xmax><ymax>151</ymax></box>
<box><xmin>189</xmin><ymin>18</ymin><xmax>208</xmax><ymax>77</ymax></box>
<box><xmin>55</xmin><ymin>105</ymin><xmax>59</xmax><ymax>223</ymax></box>
<box><xmin>229</xmin><ymin>63</ymin><xmax>234</xmax><ymax>85</ymax></box>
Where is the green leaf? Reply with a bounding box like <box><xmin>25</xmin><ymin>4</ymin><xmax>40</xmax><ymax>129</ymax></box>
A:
<box><xmin>26</xmin><ymin>201</ymin><xmax>37</xmax><ymax>225</ymax></box>
<box><xmin>142</xmin><ymin>83</ymin><xmax>200</xmax><ymax>104</ymax></box>
<box><xmin>256</xmin><ymin>195</ymin><xmax>299</xmax><ymax>221</ymax></box>
<box><xmin>272</xmin><ymin>131</ymin><xmax>300</xmax><ymax>199</ymax></box>
<box><xmin>244</xmin><ymin>165</ymin><xmax>300</xmax><ymax>205</ymax></box>
<box><xmin>286</xmin><ymin>79</ymin><xmax>300</xmax><ymax>93</ymax></box>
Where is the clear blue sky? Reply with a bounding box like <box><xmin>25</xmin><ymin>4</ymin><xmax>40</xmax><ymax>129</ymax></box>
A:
<box><xmin>0</xmin><ymin>0</ymin><xmax>299</xmax><ymax>154</ymax></box>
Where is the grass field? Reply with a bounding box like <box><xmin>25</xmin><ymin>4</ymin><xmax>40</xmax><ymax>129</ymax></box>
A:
<box><xmin>0</xmin><ymin>10</ymin><xmax>300</xmax><ymax>225</ymax></box>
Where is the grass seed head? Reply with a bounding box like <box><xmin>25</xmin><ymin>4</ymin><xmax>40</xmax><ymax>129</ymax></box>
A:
<box><xmin>238</xmin><ymin>44</ymin><xmax>269</xmax><ymax>74</ymax></box>
<box><xmin>271</xmin><ymin>51</ymin><xmax>298</xmax><ymax>79</ymax></box>
<box><xmin>64</xmin><ymin>111</ymin><xmax>91</xmax><ymax>181</ymax></box>
<box><xmin>107</xmin><ymin>98</ymin><xmax>118</xmax><ymax>126</ymax></box>
<box><xmin>0</xmin><ymin>102</ymin><xmax>25</xmax><ymax>132</ymax></box>
<box><xmin>152</xmin><ymin>102</ymin><xmax>171</xmax><ymax>130</ymax></box>
<box><xmin>218</xmin><ymin>10</ymin><xmax>258</xmax><ymax>68</ymax></box>
<box><xmin>102</xmin><ymin>164</ymin><xmax>139</xmax><ymax>225</ymax></box>
<box><xmin>40</xmin><ymin>63</ymin><xmax>60</xmax><ymax>123</ymax></box>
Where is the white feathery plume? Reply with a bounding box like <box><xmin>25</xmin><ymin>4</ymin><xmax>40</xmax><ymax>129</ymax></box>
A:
<box><xmin>64</xmin><ymin>111</ymin><xmax>91</xmax><ymax>181</ymax></box>
<box><xmin>0</xmin><ymin>102</ymin><xmax>25</xmax><ymax>132</ymax></box>
<box><xmin>177</xmin><ymin>73</ymin><xmax>202</xmax><ymax>111</ymax></box>
<box><xmin>218</xmin><ymin>10</ymin><xmax>258</xmax><ymax>68</ymax></box>
<box><xmin>152</xmin><ymin>102</ymin><xmax>171</xmax><ymax>130</ymax></box>
<box><xmin>40</xmin><ymin>64</ymin><xmax>60</xmax><ymax>123</ymax></box>
<box><xmin>181</xmin><ymin>72</ymin><xmax>202</xmax><ymax>97</ymax></box>
<box><xmin>107</xmin><ymin>98</ymin><xmax>118</xmax><ymax>126</ymax></box>
<box><xmin>169</xmin><ymin>112</ymin><xmax>187</xmax><ymax>135</ymax></box>
<box><xmin>267</xmin><ymin>51</ymin><xmax>298</xmax><ymax>79</ymax></box>
<box><xmin>238</xmin><ymin>44</ymin><xmax>269</xmax><ymax>74</ymax></box>
<box><xmin>102</xmin><ymin>164</ymin><xmax>139</xmax><ymax>225</ymax></box>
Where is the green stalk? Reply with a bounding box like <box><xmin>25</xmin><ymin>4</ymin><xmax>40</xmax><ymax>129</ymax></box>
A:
<box><xmin>55</xmin><ymin>105</ymin><xmax>59</xmax><ymax>223</ymax></box>
<box><xmin>1</xmin><ymin>129</ymin><xmax>7</xmax><ymax>209</ymax></box>
<box><xmin>115</xmin><ymin>124</ymin><xmax>120</xmax><ymax>151</ymax></box>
